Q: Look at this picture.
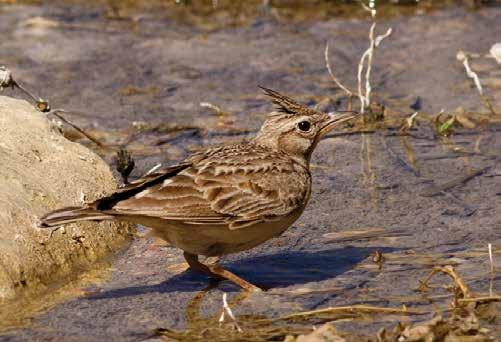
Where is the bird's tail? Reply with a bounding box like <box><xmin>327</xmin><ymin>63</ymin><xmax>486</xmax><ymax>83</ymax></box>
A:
<box><xmin>38</xmin><ymin>206</ymin><xmax>115</xmax><ymax>228</ymax></box>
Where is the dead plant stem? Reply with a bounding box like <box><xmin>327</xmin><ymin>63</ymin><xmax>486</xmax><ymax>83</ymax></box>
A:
<box><xmin>278</xmin><ymin>305</ymin><xmax>426</xmax><ymax>321</ymax></box>
<box><xmin>418</xmin><ymin>265</ymin><xmax>471</xmax><ymax>299</ymax></box>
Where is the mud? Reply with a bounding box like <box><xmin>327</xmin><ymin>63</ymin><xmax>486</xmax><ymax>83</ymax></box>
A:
<box><xmin>0</xmin><ymin>1</ymin><xmax>499</xmax><ymax>340</ymax></box>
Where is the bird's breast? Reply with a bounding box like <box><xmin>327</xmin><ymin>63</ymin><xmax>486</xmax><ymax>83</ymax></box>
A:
<box><xmin>143</xmin><ymin>203</ymin><xmax>307</xmax><ymax>256</ymax></box>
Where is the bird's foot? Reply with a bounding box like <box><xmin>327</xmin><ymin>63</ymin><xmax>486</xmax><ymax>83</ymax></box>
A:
<box><xmin>183</xmin><ymin>252</ymin><xmax>263</xmax><ymax>292</ymax></box>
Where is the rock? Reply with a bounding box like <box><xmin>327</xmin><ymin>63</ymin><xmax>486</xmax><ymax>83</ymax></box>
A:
<box><xmin>0</xmin><ymin>95</ymin><xmax>134</xmax><ymax>299</ymax></box>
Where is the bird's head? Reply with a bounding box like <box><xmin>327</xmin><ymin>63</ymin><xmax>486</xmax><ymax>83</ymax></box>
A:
<box><xmin>254</xmin><ymin>86</ymin><xmax>357</xmax><ymax>165</ymax></box>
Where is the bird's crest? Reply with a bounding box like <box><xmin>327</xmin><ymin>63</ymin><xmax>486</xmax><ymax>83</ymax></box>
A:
<box><xmin>259</xmin><ymin>86</ymin><xmax>316</xmax><ymax>115</ymax></box>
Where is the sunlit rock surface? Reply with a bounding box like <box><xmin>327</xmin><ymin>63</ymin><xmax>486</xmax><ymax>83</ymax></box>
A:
<box><xmin>0</xmin><ymin>95</ymin><xmax>134</xmax><ymax>299</ymax></box>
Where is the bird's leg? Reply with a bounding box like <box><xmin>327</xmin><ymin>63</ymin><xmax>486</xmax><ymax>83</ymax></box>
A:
<box><xmin>206</xmin><ymin>263</ymin><xmax>262</xmax><ymax>292</ymax></box>
<box><xmin>204</xmin><ymin>256</ymin><xmax>221</xmax><ymax>265</ymax></box>
<box><xmin>183</xmin><ymin>252</ymin><xmax>262</xmax><ymax>292</ymax></box>
<box><xmin>183</xmin><ymin>252</ymin><xmax>222</xmax><ymax>279</ymax></box>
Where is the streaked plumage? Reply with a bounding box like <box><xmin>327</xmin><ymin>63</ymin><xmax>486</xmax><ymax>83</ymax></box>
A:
<box><xmin>40</xmin><ymin>87</ymin><xmax>357</xmax><ymax>291</ymax></box>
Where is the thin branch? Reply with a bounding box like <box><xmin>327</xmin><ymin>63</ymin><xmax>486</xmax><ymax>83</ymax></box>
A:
<box><xmin>218</xmin><ymin>293</ymin><xmax>242</xmax><ymax>332</ymax></box>
<box><xmin>457</xmin><ymin>50</ymin><xmax>496</xmax><ymax>115</ymax></box>
<box><xmin>278</xmin><ymin>305</ymin><xmax>426</xmax><ymax>321</ymax></box>
<box><xmin>1</xmin><ymin>66</ymin><xmax>51</xmax><ymax>111</ymax></box>
<box><xmin>488</xmin><ymin>243</ymin><xmax>494</xmax><ymax>274</ymax></box>
<box><xmin>50</xmin><ymin>109</ymin><xmax>106</xmax><ymax>149</ymax></box>
<box><xmin>457</xmin><ymin>51</ymin><xmax>483</xmax><ymax>95</ymax></box>
<box><xmin>357</xmin><ymin>24</ymin><xmax>392</xmax><ymax>114</ymax></box>
<box><xmin>488</xmin><ymin>243</ymin><xmax>494</xmax><ymax>297</ymax></box>
<box><xmin>144</xmin><ymin>163</ymin><xmax>162</xmax><ymax>176</ymax></box>
<box><xmin>0</xmin><ymin>67</ymin><xmax>112</xmax><ymax>151</ymax></box>
<box><xmin>364</xmin><ymin>24</ymin><xmax>380</xmax><ymax>108</ymax></box>
<box><xmin>458</xmin><ymin>296</ymin><xmax>500</xmax><ymax>304</ymax></box>
<box><xmin>324</xmin><ymin>43</ymin><xmax>355</xmax><ymax>97</ymax></box>
<box><xmin>361</xmin><ymin>1</ymin><xmax>375</xmax><ymax>16</ymax></box>
<box><xmin>357</xmin><ymin>22</ymin><xmax>376</xmax><ymax>113</ymax></box>
<box><xmin>200</xmin><ymin>101</ymin><xmax>228</xmax><ymax>116</ymax></box>
<box><xmin>324</xmin><ymin>1</ymin><xmax>391</xmax><ymax>114</ymax></box>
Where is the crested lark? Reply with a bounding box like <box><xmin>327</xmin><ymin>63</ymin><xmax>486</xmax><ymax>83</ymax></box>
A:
<box><xmin>40</xmin><ymin>87</ymin><xmax>356</xmax><ymax>291</ymax></box>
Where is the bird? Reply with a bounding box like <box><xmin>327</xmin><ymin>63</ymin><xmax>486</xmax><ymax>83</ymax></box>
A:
<box><xmin>39</xmin><ymin>87</ymin><xmax>357</xmax><ymax>292</ymax></box>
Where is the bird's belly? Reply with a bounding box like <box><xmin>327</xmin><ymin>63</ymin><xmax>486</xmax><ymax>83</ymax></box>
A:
<box><xmin>133</xmin><ymin>208</ymin><xmax>304</xmax><ymax>256</ymax></box>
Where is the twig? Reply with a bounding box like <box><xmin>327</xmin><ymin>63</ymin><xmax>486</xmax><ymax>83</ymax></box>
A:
<box><xmin>418</xmin><ymin>265</ymin><xmax>471</xmax><ymax>299</ymax></box>
<box><xmin>324</xmin><ymin>43</ymin><xmax>355</xmax><ymax>98</ymax></box>
<box><xmin>2</xmin><ymin>66</ymin><xmax>135</xmax><ymax>181</ymax></box>
<box><xmin>458</xmin><ymin>296</ymin><xmax>500</xmax><ymax>304</ymax></box>
<box><xmin>357</xmin><ymin>24</ymin><xmax>392</xmax><ymax>114</ymax></box>
<box><xmin>324</xmin><ymin>1</ymin><xmax>391</xmax><ymax>114</ymax></box>
<box><xmin>144</xmin><ymin>163</ymin><xmax>162</xmax><ymax>176</ymax></box>
<box><xmin>361</xmin><ymin>1</ymin><xmax>372</xmax><ymax>13</ymax></box>
<box><xmin>200</xmin><ymin>102</ymin><xmax>228</xmax><ymax>116</ymax></box>
<box><xmin>278</xmin><ymin>305</ymin><xmax>426</xmax><ymax>321</ymax></box>
<box><xmin>1</xmin><ymin>66</ymin><xmax>51</xmax><ymax>111</ymax></box>
<box><xmin>488</xmin><ymin>243</ymin><xmax>494</xmax><ymax>274</ymax></box>
<box><xmin>322</xmin><ymin>228</ymin><xmax>411</xmax><ymax>244</ymax></box>
<box><xmin>488</xmin><ymin>243</ymin><xmax>494</xmax><ymax>297</ymax></box>
<box><xmin>1</xmin><ymin>66</ymin><xmax>107</xmax><ymax>150</ymax></box>
<box><xmin>361</xmin><ymin>0</ymin><xmax>376</xmax><ymax>17</ymax></box>
<box><xmin>357</xmin><ymin>1</ymin><xmax>393</xmax><ymax>115</ymax></box>
<box><xmin>399</xmin><ymin>112</ymin><xmax>419</xmax><ymax>134</ymax></box>
<box><xmin>50</xmin><ymin>109</ymin><xmax>106</xmax><ymax>149</ymax></box>
<box><xmin>357</xmin><ymin>22</ymin><xmax>376</xmax><ymax>114</ymax></box>
<box><xmin>456</xmin><ymin>51</ymin><xmax>496</xmax><ymax>115</ymax></box>
<box><xmin>218</xmin><ymin>293</ymin><xmax>242</xmax><ymax>333</ymax></box>
<box><xmin>457</xmin><ymin>51</ymin><xmax>483</xmax><ymax>95</ymax></box>
<box><xmin>365</xmin><ymin>28</ymin><xmax>392</xmax><ymax>110</ymax></box>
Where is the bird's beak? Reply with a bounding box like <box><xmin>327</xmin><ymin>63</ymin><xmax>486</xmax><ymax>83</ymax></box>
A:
<box><xmin>318</xmin><ymin>111</ymin><xmax>358</xmax><ymax>138</ymax></box>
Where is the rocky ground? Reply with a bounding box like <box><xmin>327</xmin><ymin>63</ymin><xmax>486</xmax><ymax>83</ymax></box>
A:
<box><xmin>0</xmin><ymin>95</ymin><xmax>134</xmax><ymax>302</ymax></box>
<box><xmin>0</xmin><ymin>1</ymin><xmax>499</xmax><ymax>341</ymax></box>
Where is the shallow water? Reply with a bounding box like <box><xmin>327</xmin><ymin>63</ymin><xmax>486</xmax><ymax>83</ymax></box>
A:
<box><xmin>0</xmin><ymin>0</ymin><xmax>500</xmax><ymax>340</ymax></box>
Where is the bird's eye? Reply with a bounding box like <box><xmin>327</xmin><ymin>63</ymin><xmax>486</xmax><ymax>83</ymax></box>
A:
<box><xmin>297</xmin><ymin>120</ymin><xmax>311</xmax><ymax>132</ymax></box>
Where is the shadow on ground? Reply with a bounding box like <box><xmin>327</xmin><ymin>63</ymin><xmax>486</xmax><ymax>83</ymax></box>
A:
<box><xmin>85</xmin><ymin>246</ymin><xmax>397</xmax><ymax>298</ymax></box>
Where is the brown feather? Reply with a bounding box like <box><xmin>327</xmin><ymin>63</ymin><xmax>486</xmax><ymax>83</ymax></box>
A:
<box><xmin>39</xmin><ymin>87</ymin><xmax>356</xmax><ymax>258</ymax></box>
<box><xmin>259</xmin><ymin>86</ymin><xmax>318</xmax><ymax>116</ymax></box>
<box><xmin>39</xmin><ymin>207</ymin><xmax>114</xmax><ymax>227</ymax></box>
<box><xmin>110</xmin><ymin>142</ymin><xmax>310</xmax><ymax>229</ymax></box>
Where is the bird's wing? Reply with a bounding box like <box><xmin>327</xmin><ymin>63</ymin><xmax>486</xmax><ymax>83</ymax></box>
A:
<box><xmin>90</xmin><ymin>162</ymin><xmax>192</xmax><ymax>210</ymax></box>
<box><xmin>111</xmin><ymin>144</ymin><xmax>310</xmax><ymax>230</ymax></box>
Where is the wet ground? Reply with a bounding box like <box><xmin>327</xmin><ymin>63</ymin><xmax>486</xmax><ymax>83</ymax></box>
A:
<box><xmin>0</xmin><ymin>1</ymin><xmax>500</xmax><ymax>340</ymax></box>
